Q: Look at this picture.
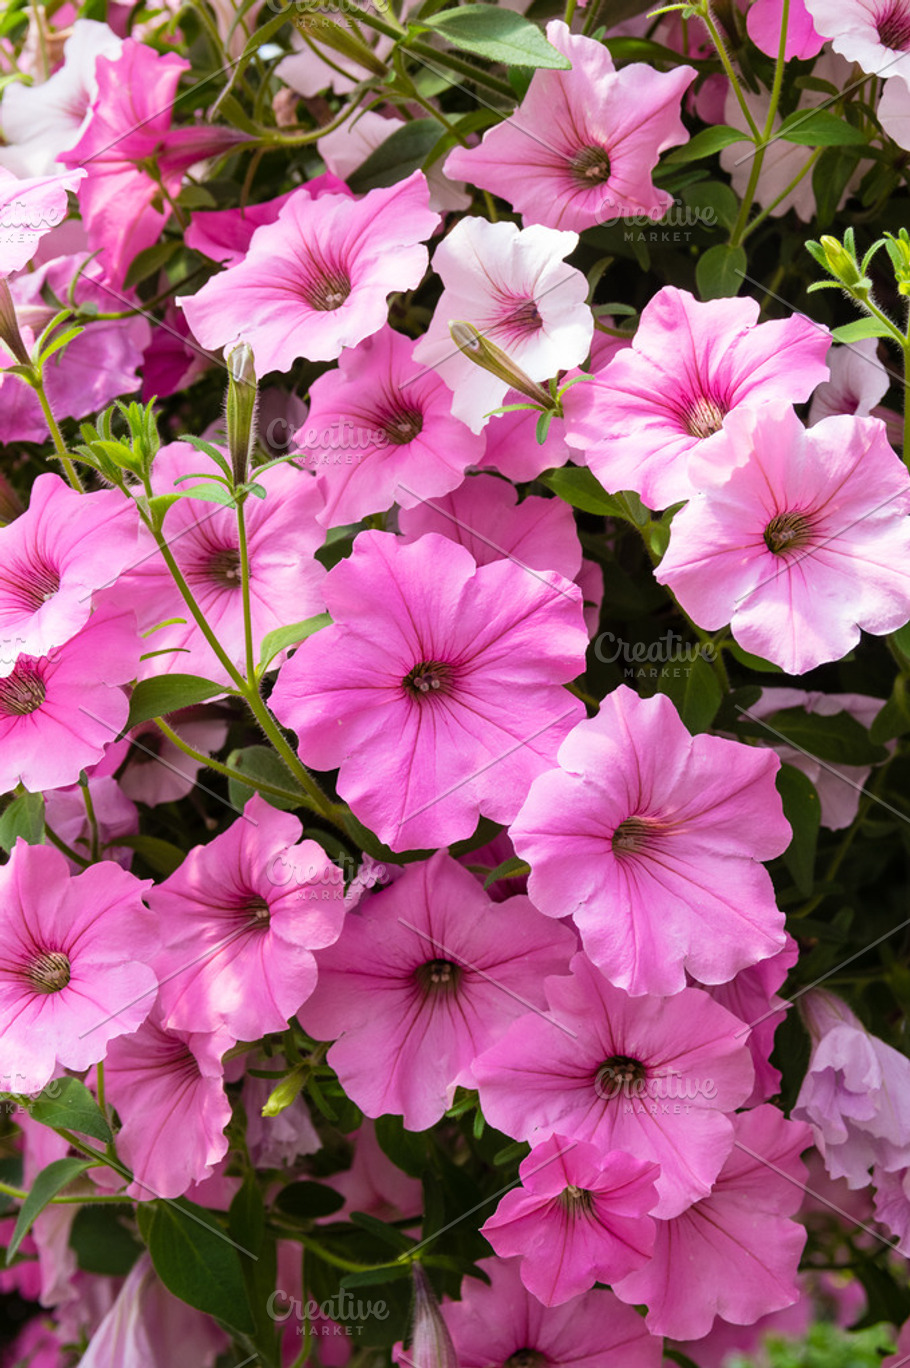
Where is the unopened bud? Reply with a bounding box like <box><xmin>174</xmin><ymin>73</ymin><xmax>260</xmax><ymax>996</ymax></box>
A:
<box><xmin>448</xmin><ymin>321</ymin><xmax>553</xmax><ymax>409</ymax></box>
<box><xmin>292</xmin><ymin>12</ymin><xmax>388</xmax><ymax>75</ymax></box>
<box><xmin>819</xmin><ymin>235</ymin><xmax>866</xmax><ymax>291</ymax></box>
<box><xmin>261</xmin><ymin>1065</ymin><xmax>306</xmax><ymax>1117</ymax></box>
<box><xmin>226</xmin><ymin>342</ymin><xmax>258</xmax><ymax>488</ymax></box>
<box><xmin>406</xmin><ymin>1264</ymin><xmax>458</xmax><ymax>1368</ymax></box>
<box><xmin>0</xmin><ymin>279</ymin><xmax>31</xmax><ymax>368</ymax></box>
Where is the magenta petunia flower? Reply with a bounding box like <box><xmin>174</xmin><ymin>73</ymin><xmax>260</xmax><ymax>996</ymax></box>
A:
<box><xmin>299</xmin><ymin>851</ymin><xmax>576</xmax><ymax>1130</ymax></box>
<box><xmin>562</xmin><ymin>287</ymin><xmax>830</xmax><ymax>508</ymax></box>
<box><xmin>0</xmin><ymin>165</ymin><xmax>84</xmax><ymax>275</ymax></box>
<box><xmin>0</xmin><ymin>602</ymin><xmax>139</xmax><ymax>794</ymax></box>
<box><xmin>103</xmin><ymin>1009</ymin><xmax>232</xmax><ymax>1200</ymax></box>
<box><xmin>510</xmin><ymin>686</ymin><xmax>790</xmax><ymax>997</ymax></box>
<box><xmin>121</xmin><ymin>442</ymin><xmax>325</xmax><ymax>685</ymax></box>
<box><xmin>179</xmin><ymin>171</ymin><xmax>438</xmax><ymax>374</ymax></box>
<box><xmin>804</xmin><ymin>0</ymin><xmax>910</xmax><ymax>85</ymax></box>
<box><xmin>270</xmin><ymin>530</ymin><xmax>587</xmax><ymax>850</ymax></box>
<box><xmin>441</xmin><ymin>1256</ymin><xmax>662</xmax><ymax>1368</ymax></box>
<box><xmin>480</xmin><ymin>1133</ymin><xmax>658</xmax><ymax>1305</ymax></box>
<box><xmin>655</xmin><ymin>405</ymin><xmax>910</xmax><ymax>674</ymax></box>
<box><xmin>613</xmin><ymin>1106</ymin><xmax>811</xmax><ymax>1341</ymax></box>
<box><xmin>184</xmin><ymin>175</ymin><xmax>348</xmax><ymax>266</ymax></box>
<box><xmin>444</xmin><ymin>22</ymin><xmax>695</xmax><ymax>232</ymax></box>
<box><xmin>747</xmin><ymin>0</ymin><xmax>824</xmax><ymax>59</ymax></box>
<box><xmin>473</xmin><ymin>953</ymin><xmax>755</xmax><ymax>1218</ymax></box>
<box><xmin>792</xmin><ymin>989</ymin><xmax>910</xmax><ymax>1187</ymax></box>
<box><xmin>0</xmin><ymin>841</ymin><xmax>157</xmax><ymax>1095</ymax></box>
<box><xmin>298</xmin><ymin>325</ymin><xmax>483</xmax><ymax>528</ymax></box>
<box><xmin>398</xmin><ymin>471</ymin><xmax>583</xmax><ymax>586</ymax></box>
<box><xmin>151</xmin><ymin>795</ymin><xmax>345</xmax><ymax>1043</ymax></box>
<box><xmin>0</xmin><ymin>473</ymin><xmax>139</xmax><ymax>674</ymax></box>
<box><xmin>412</xmin><ymin>216</ymin><xmax>593</xmax><ymax>433</ymax></box>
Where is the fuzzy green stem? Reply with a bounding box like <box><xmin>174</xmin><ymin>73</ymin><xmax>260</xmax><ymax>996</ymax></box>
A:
<box><xmin>32</xmin><ymin>379</ymin><xmax>84</xmax><ymax>492</ymax></box>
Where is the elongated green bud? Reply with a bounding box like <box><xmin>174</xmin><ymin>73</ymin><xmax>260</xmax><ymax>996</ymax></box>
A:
<box><xmin>0</xmin><ymin>279</ymin><xmax>31</xmax><ymax>367</ymax></box>
<box><xmin>448</xmin><ymin>321</ymin><xmax>553</xmax><ymax>409</ymax></box>
<box><xmin>226</xmin><ymin>342</ymin><xmax>258</xmax><ymax>489</ymax></box>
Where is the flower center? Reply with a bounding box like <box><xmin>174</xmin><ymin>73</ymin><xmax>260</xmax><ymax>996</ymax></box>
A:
<box><xmin>301</xmin><ymin>264</ymin><xmax>352</xmax><ymax>312</ymax></box>
<box><xmin>595</xmin><ymin>1054</ymin><xmax>647</xmax><ymax>1100</ymax></box>
<box><xmin>246</xmin><ymin>895</ymin><xmax>271</xmax><ymax>925</ymax></box>
<box><xmin>877</xmin><ymin>2</ymin><xmax>910</xmax><ymax>50</ymax></box>
<box><xmin>683</xmin><ymin>394</ymin><xmax>726</xmax><ymax>440</ymax></box>
<box><xmin>559</xmin><ymin>1184</ymin><xmax>595</xmax><ymax>1214</ymax></box>
<box><xmin>570</xmin><ymin>145</ymin><xmax>612</xmax><ymax>185</ymax></box>
<box><xmin>381</xmin><ymin>408</ymin><xmax>424</xmax><ymax>445</ymax></box>
<box><xmin>26</xmin><ymin>950</ymin><xmax>71</xmax><ymax>994</ymax></box>
<box><xmin>611</xmin><ymin>817</ymin><xmax>652</xmax><ymax>856</ymax></box>
<box><xmin>414</xmin><ymin>958</ymin><xmax>462</xmax><ymax>995</ymax></box>
<box><xmin>0</xmin><ymin>658</ymin><xmax>46</xmax><ymax>716</ymax></box>
<box><xmin>7</xmin><ymin>556</ymin><xmax>61</xmax><ymax>612</ymax></box>
<box><xmin>763</xmin><ymin>511</ymin><xmax>814</xmax><ymax>555</ymax></box>
<box><xmin>506</xmin><ymin>297</ymin><xmax>543</xmax><ymax>336</ymax></box>
<box><xmin>505</xmin><ymin>1352</ymin><xmax>548</xmax><ymax>1368</ymax></box>
<box><xmin>207</xmin><ymin>546</ymin><xmax>243</xmax><ymax>586</ymax></box>
<box><xmin>403</xmin><ymin>660</ymin><xmax>452</xmax><ymax>698</ymax></box>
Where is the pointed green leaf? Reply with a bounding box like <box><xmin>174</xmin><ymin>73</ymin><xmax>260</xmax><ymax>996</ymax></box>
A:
<box><xmin>7</xmin><ymin>1158</ymin><xmax>93</xmax><ymax>1263</ymax></box>
<box><xmin>419</xmin><ymin>5</ymin><xmax>572</xmax><ymax>67</ymax></box>
<box><xmin>127</xmin><ymin>674</ymin><xmax>226</xmax><ymax>729</ymax></box>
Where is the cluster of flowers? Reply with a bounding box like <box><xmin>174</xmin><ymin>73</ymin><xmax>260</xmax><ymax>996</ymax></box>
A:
<box><xmin>1</xmin><ymin>0</ymin><xmax>910</xmax><ymax>1365</ymax></box>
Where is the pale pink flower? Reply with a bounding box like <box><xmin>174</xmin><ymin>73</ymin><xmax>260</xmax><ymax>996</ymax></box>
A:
<box><xmin>238</xmin><ymin>1051</ymin><xmax>322</xmax><ymax>1171</ymax></box>
<box><xmin>179</xmin><ymin>172</ymin><xmax>438</xmax><ymax>373</ymax></box>
<box><xmin>481</xmin><ymin>1133</ymin><xmax>658</xmax><ymax>1304</ymax></box>
<box><xmin>104</xmin><ymin>1009</ymin><xmax>232</xmax><ymax>1200</ymax></box>
<box><xmin>79</xmin><ymin>1253</ymin><xmax>227</xmax><ymax>1368</ymax></box>
<box><xmin>0</xmin><ymin>473</ymin><xmax>139</xmax><ymax>673</ymax></box>
<box><xmin>325</xmin><ymin>1123</ymin><xmax>423</xmax><ymax>1224</ymax></box>
<box><xmin>269</xmin><ymin>530</ymin><xmax>587</xmax><ymax>850</ymax></box>
<box><xmin>873</xmin><ymin>1164</ymin><xmax>910</xmax><ymax>1253</ymax></box>
<box><xmin>655</xmin><ymin>405</ymin><xmax>910</xmax><ymax>674</ymax></box>
<box><xmin>121</xmin><ymin>441</ymin><xmax>325</xmax><ymax>686</ymax></box>
<box><xmin>44</xmin><ymin>773</ymin><xmax>138</xmax><ymax>872</ymax></box>
<box><xmin>613</xmin><ymin>1105</ymin><xmax>810</xmax><ymax>1341</ymax></box>
<box><xmin>151</xmin><ymin>795</ymin><xmax>345</xmax><ymax>1042</ymax></box>
<box><xmin>808</xmin><ymin>338</ymin><xmax>891</xmax><ymax>425</ymax></box>
<box><xmin>412</xmin><ymin>216</ymin><xmax>593</xmax><ymax>433</ymax></box>
<box><xmin>0</xmin><ymin>20</ymin><xmax>122</xmax><ymax>177</ymax></box>
<box><xmin>0</xmin><ymin>165</ymin><xmax>84</xmax><ymax>274</ymax></box>
<box><xmin>299</xmin><ymin>851</ymin><xmax>576</xmax><ymax>1130</ymax></box>
<box><xmin>118</xmin><ymin>710</ymin><xmax>229</xmax><ymax>807</ymax></box>
<box><xmin>318</xmin><ymin>107</ymin><xmax>470</xmax><ymax>213</ymax></box>
<box><xmin>0</xmin><ymin>841</ymin><xmax>156</xmax><ymax>1095</ymax></box>
<box><xmin>793</xmin><ymin>989</ymin><xmax>910</xmax><ymax>1186</ymax></box>
<box><xmin>441</xmin><ymin>1256</ymin><xmax>662</xmax><ymax>1368</ymax></box>
<box><xmin>885</xmin><ymin>1317</ymin><xmax>910</xmax><ymax>1368</ymax></box>
<box><xmin>562</xmin><ymin>287</ymin><xmax>830</xmax><ymax>508</ymax></box>
<box><xmin>444</xmin><ymin>22</ymin><xmax>695</xmax><ymax>232</ymax></box>
<box><xmin>510</xmin><ymin>685</ymin><xmax>790</xmax><ymax>997</ymax></box>
<box><xmin>879</xmin><ymin>74</ymin><xmax>910</xmax><ymax>147</ymax></box>
<box><xmin>298</xmin><ymin>325</ymin><xmax>483</xmax><ymax>527</ymax></box>
<box><xmin>803</xmin><ymin>0</ymin><xmax>910</xmax><ymax>85</ymax></box>
<box><xmin>0</xmin><ymin>603</ymin><xmax>139</xmax><ymax>795</ymax></box>
<box><xmin>747</xmin><ymin>0</ymin><xmax>824</xmax><ymax>59</ymax></box>
<box><xmin>473</xmin><ymin>953</ymin><xmax>756</xmax><ymax>1218</ymax></box>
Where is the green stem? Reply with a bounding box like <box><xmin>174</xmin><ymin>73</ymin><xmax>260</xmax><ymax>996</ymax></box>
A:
<box><xmin>235</xmin><ymin>497</ymin><xmax>257</xmax><ymax>687</ymax></box>
<box><xmin>44</xmin><ymin>821</ymin><xmax>90</xmax><ymax>868</ymax></box>
<box><xmin>82</xmin><ymin>783</ymin><xmax>101</xmax><ymax>863</ymax></box>
<box><xmin>152</xmin><ymin>717</ymin><xmax>328</xmax><ymax>813</ymax></box>
<box><xmin>31</xmin><ymin>379</ymin><xmax>83</xmax><ymax>492</ymax></box>
<box><xmin>728</xmin><ymin>0</ymin><xmax>791</xmax><ymax>246</ymax></box>
<box><xmin>904</xmin><ymin>337</ymin><xmax>910</xmax><ymax>469</ymax></box>
<box><xmin>406</xmin><ymin>37</ymin><xmax>513</xmax><ymax>97</ymax></box>
<box><xmin>740</xmin><ymin>148</ymin><xmax>821</xmax><ymax>241</ymax></box>
<box><xmin>243</xmin><ymin>688</ymin><xmax>344</xmax><ymax>824</ymax></box>
<box><xmin>0</xmin><ymin>1178</ymin><xmax>133</xmax><ymax>1205</ymax></box>
<box><xmin>700</xmin><ymin>6</ymin><xmax>761</xmax><ymax>141</ymax></box>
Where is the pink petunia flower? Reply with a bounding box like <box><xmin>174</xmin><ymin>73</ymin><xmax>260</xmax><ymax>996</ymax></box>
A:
<box><xmin>151</xmin><ymin>795</ymin><xmax>345</xmax><ymax>1042</ymax></box>
<box><xmin>0</xmin><ymin>840</ymin><xmax>157</xmax><ymax>1094</ymax></box>
<box><xmin>179</xmin><ymin>171</ymin><xmax>439</xmax><ymax>374</ymax></box>
<box><xmin>510</xmin><ymin>685</ymin><xmax>791</xmax><ymax>997</ymax></box>
<box><xmin>79</xmin><ymin>1253</ymin><xmax>228</xmax><ymax>1368</ymax></box>
<box><xmin>318</xmin><ymin>107</ymin><xmax>470</xmax><ymax>214</ymax></box>
<box><xmin>803</xmin><ymin>0</ymin><xmax>910</xmax><ymax>86</ymax></box>
<box><xmin>473</xmin><ymin>953</ymin><xmax>756</xmax><ymax>1218</ymax></box>
<box><xmin>747</xmin><ymin>0</ymin><xmax>825</xmax><ymax>59</ymax></box>
<box><xmin>299</xmin><ymin>851</ymin><xmax>576</xmax><ymax>1130</ymax></box>
<box><xmin>412</xmin><ymin>216</ymin><xmax>593</xmax><ymax>433</ymax></box>
<box><xmin>704</xmin><ymin>934</ymin><xmax>799</xmax><ymax>1106</ymax></box>
<box><xmin>117</xmin><ymin>710</ymin><xmax>229</xmax><ymax>807</ymax></box>
<box><xmin>0</xmin><ymin>473</ymin><xmax>139</xmax><ymax>673</ymax></box>
<box><xmin>297</xmin><ymin>325</ymin><xmax>484</xmax><ymax>527</ymax></box>
<box><xmin>44</xmin><ymin>772</ymin><xmax>138</xmax><ymax>872</ymax></box>
<box><xmin>0</xmin><ymin>165</ymin><xmax>84</xmax><ymax>275</ymax></box>
<box><xmin>59</xmin><ymin>40</ymin><xmax>247</xmax><ymax>286</ymax></box>
<box><xmin>480</xmin><ymin>1133</ymin><xmax>658</xmax><ymax>1305</ymax></box>
<box><xmin>104</xmin><ymin>1008</ymin><xmax>232</xmax><ymax>1200</ymax></box>
<box><xmin>269</xmin><ymin>530</ymin><xmax>587</xmax><ymax>850</ymax></box>
<box><xmin>444</xmin><ymin>22</ymin><xmax>695</xmax><ymax>232</ymax></box>
<box><xmin>613</xmin><ymin>1105</ymin><xmax>811</xmax><ymax>1341</ymax></box>
<box><xmin>792</xmin><ymin>989</ymin><xmax>910</xmax><ymax>1187</ymax></box>
<box><xmin>808</xmin><ymin>338</ymin><xmax>892</xmax><ymax>425</ymax></box>
<box><xmin>325</xmin><ymin>1123</ymin><xmax>423</xmax><ymax>1225</ymax></box>
<box><xmin>441</xmin><ymin>1256</ymin><xmax>662</xmax><ymax>1368</ymax></box>
<box><xmin>120</xmin><ymin>441</ymin><xmax>325</xmax><ymax>686</ymax></box>
<box><xmin>655</xmin><ymin>405</ymin><xmax>910</xmax><ymax>674</ymax></box>
<box><xmin>562</xmin><ymin>287</ymin><xmax>830</xmax><ymax>509</ymax></box>
<box><xmin>183</xmin><ymin>176</ymin><xmax>349</xmax><ymax>266</ymax></box>
<box><xmin>0</xmin><ymin>602</ymin><xmax>139</xmax><ymax>794</ymax></box>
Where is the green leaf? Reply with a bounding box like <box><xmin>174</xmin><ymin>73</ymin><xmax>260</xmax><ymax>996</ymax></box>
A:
<box><xmin>114</xmin><ymin>835</ymin><xmax>186</xmax><ymax>877</ymax></box>
<box><xmin>124</xmin><ymin>240</ymin><xmax>181</xmax><ymax>290</ymax></box>
<box><xmin>258</xmin><ymin>612</ymin><xmax>332</xmax><ymax>674</ymax></box>
<box><xmin>870</xmin><ymin>678</ymin><xmax>910</xmax><ymax>745</ymax></box>
<box><xmin>142</xmin><ymin>1200</ymin><xmax>255</xmax><ymax>1336</ymax></box>
<box><xmin>777</xmin><ymin>109</ymin><xmax>868</xmax><ymax>146</ymax></box>
<box><xmin>0</xmin><ymin>791</ymin><xmax>45</xmax><ymax>852</ymax></box>
<box><xmin>349</xmin><ymin>1211</ymin><xmax>417</xmax><ymax>1253</ymax></box>
<box><xmin>663</xmin><ymin>125</ymin><xmax>748</xmax><ymax>165</ymax></box>
<box><xmin>127</xmin><ymin>674</ymin><xmax>225</xmax><ymax>729</ymax></box>
<box><xmin>776</xmin><ymin>764</ymin><xmax>820</xmax><ymax>897</ymax></box>
<box><xmin>347</xmin><ymin>120</ymin><xmax>440</xmax><ymax>195</ymax></box>
<box><xmin>696</xmin><ymin>242</ymin><xmax>746</xmax><ymax>300</ymax></box>
<box><xmin>419</xmin><ymin>5</ymin><xmax>571</xmax><ymax>67</ymax></box>
<box><xmin>726</xmin><ymin>641</ymin><xmax>784</xmax><ymax>673</ymax></box>
<box><xmin>230</xmin><ymin>1178</ymin><xmax>281</xmax><ymax>1368</ymax></box>
<box><xmin>831</xmin><ymin>317</ymin><xmax>896</xmax><ymax>343</ymax></box>
<box><xmin>483</xmin><ymin>856</ymin><xmax>531</xmax><ymax>889</ymax></box>
<box><xmin>374</xmin><ymin>1115</ymin><xmax>430</xmax><ymax>1178</ymax></box>
<box><xmin>757</xmin><ymin>706</ymin><xmax>888</xmax><ymax>766</ymax></box>
<box><xmin>274</xmin><ymin>1181</ymin><xmax>345</xmax><ymax>1220</ymax></box>
<box><xmin>656</xmin><ymin>653</ymin><xmax>722</xmax><ymax>734</ymax></box>
<box><xmin>8</xmin><ymin>1158</ymin><xmax>93</xmax><ymax>1263</ymax></box>
<box><xmin>340</xmin><ymin>1264</ymin><xmax>412</xmax><ymax>1288</ymax></box>
<box><xmin>891</xmin><ymin>620</ymin><xmax>910</xmax><ymax>662</ymax></box>
<box><xmin>226</xmin><ymin>745</ymin><xmax>302</xmax><ymax>812</ymax></box>
<box><xmin>539</xmin><ymin>465</ymin><xmax>625</xmax><ymax>518</ymax></box>
<box><xmin>26</xmin><ymin>1077</ymin><xmax>112</xmax><ymax>1143</ymax></box>
<box><xmin>70</xmin><ymin>1205</ymin><xmax>144</xmax><ymax>1276</ymax></box>
<box><xmin>172</xmin><ymin>481</ymin><xmax>236</xmax><ymax>507</ymax></box>
<box><xmin>680</xmin><ymin>180</ymin><xmax>740</xmax><ymax>232</ymax></box>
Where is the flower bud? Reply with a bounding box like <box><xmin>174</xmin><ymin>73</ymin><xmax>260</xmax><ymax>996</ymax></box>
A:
<box><xmin>406</xmin><ymin>1264</ymin><xmax>458</xmax><ymax>1368</ymax></box>
<box><xmin>0</xmin><ymin>279</ymin><xmax>31</xmax><ymax>368</ymax></box>
<box><xmin>818</xmin><ymin>235</ymin><xmax>866</xmax><ymax>291</ymax></box>
<box><xmin>261</xmin><ymin>1065</ymin><xmax>306</xmax><ymax>1118</ymax></box>
<box><xmin>225</xmin><ymin>342</ymin><xmax>258</xmax><ymax>488</ymax></box>
<box><xmin>448</xmin><ymin>321</ymin><xmax>553</xmax><ymax>410</ymax></box>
